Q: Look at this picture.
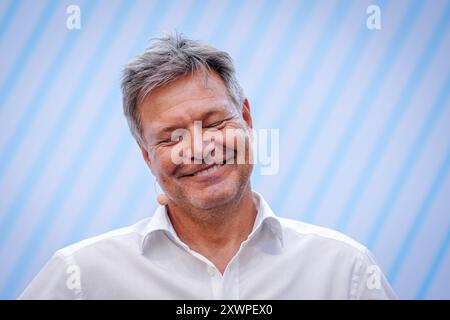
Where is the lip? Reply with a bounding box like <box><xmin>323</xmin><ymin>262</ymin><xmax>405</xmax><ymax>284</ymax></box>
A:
<box><xmin>181</xmin><ymin>163</ymin><xmax>228</xmax><ymax>181</ymax></box>
<box><xmin>182</xmin><ymin>163</ymin><xmax>217</xmax><ymax>176</ymax></box>
<box><xmin>179</xmin><ymin>152</ymin><xmax>235</xmax><ymax>177</ymax></box>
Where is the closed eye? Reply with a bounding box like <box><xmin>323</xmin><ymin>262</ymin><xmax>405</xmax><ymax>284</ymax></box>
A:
<box><xmin>206</xmin><ymin>117</ymin><xmax>233</xmax><ymax>128</ymax></box>
<box><xmin>158</xmin><ymin>136</ymin><xmax>182</xmax><ymax>146</ymax></box>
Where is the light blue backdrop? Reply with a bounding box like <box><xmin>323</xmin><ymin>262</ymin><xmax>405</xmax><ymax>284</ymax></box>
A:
<box><xmin>1</xmin><ymin>0</ymin><xmax>449</xmax><ymax>299</ymax></box>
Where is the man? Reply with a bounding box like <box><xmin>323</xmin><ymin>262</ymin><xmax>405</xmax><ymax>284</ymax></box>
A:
<box><xmin>20</xmin><ymin>34</ymin><xmax>396</xmax><ymax>299</ymax></box>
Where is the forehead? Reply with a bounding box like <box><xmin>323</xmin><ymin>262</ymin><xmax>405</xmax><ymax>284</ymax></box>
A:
<box><xmin>139</xmin><ymin>71</ymin><xmax>236</xmax><ymax>132</ymax></box>
<box><xmin>141</xmin><ymin>70</ymin><xmax>230</xmax><ymax>111</ymax></box>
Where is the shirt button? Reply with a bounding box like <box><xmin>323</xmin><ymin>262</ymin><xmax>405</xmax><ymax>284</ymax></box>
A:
<box><xmin>206</xmin><ymin>266</ymin><xmax>216</xmax><ymax>277</ymax></box>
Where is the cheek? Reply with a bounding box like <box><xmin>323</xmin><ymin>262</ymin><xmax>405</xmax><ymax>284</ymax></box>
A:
<box><xmin>223</xmin><ymin>126</ymin><xmax>251</xmax><ymax>152</ymax></box>
<box><xmin>150</xmin><ymin>148</ymin><xmax>178</xmax><ymax>178</ymax></box>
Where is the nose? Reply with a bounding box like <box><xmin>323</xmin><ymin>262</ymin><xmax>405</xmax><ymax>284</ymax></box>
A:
<box><xmin>191</xmin><ymin>121</ymin><xmax>204</xmax><ymax>162</ymax></box>
<box><xmin>189</xmin><ymin>120</ymin><xmax>221</xmax><ymax>163</ymax></box>
<box><xmin>188</xmin><ymin>121</ymin><xmax>220</xmax><ymax>164</ymax></box>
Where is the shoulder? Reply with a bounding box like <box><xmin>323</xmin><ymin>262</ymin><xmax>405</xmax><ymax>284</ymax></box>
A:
<box><xmin>56</xmin><ymin>217</ymin><xmax>152</xmax><ymax>259</ymax></box>
<box><xmin>277</xmin><ymin>217</ymin><xmax>368</xmax><ymax>256</ymax></box>
<box><xmin>276</xmin><ymin>218</ymin><xmax>397</xmax><ymax>299</ymax></box>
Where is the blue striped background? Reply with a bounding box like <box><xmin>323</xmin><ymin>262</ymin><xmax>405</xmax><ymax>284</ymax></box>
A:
<box><xmin>0</xmin><ymin>0</ymin><xmax>449</xmax><ymax>299</ymax></box>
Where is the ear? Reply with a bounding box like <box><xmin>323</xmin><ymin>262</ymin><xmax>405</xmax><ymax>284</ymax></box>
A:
<box><xmin>241</xmin><ymin>98</ymin><xmax>253</xmax><ymax>129</ymax></box>
<box><xmin>138</xmin><ymin>141</ymin><xmax>153</xmax><ymax>171</ymax></box>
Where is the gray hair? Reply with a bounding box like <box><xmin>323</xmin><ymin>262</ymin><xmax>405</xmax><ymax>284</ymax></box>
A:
<box><xmin>121</xmin><ymin>34</ymin><xmax>245</xmax><ymax>146</ymax></box>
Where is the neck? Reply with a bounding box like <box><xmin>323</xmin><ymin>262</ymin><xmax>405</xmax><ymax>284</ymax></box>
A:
<box><xmin>166</xmin><ymin>186</ymin><xmax>257</xmax><ymax>274</ymax></box>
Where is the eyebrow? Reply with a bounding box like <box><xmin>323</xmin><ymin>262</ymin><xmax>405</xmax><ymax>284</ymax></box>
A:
<box><xmin>157</xmin><ymin>125</ymin><xmax>183</xmax><ymax>136</ymax></box>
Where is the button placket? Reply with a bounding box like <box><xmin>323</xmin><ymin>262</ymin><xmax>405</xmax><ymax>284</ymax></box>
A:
<box><xmin>206</xmin><ymin>265</ymin><xmax>215</xmax><ymax>277</ymax></box>
<box><xmin>205</xmin><ymin>264</ymin><xmax>223</xmax><ymax>299</ymax></box>
<box><xmin>221</xmin><ymin>255</ymin><xmax>241</xmax><ymax>300</ymax></box>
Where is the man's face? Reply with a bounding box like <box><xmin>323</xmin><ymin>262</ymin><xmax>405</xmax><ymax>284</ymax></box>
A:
<box><xmin>138</xmin><ymin>70</ymin><xmax>253</xmax><ymax>211</ymax></box>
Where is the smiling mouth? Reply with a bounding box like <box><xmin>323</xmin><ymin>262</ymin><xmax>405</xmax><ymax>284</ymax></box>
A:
<box><xmin>190</xmin><ymin>164</ymin><xmax>225</xmax><ymax>177</ymax></box>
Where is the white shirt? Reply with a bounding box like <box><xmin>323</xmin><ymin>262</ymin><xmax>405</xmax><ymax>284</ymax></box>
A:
<box><xmin>19</xmin><ymin>192</ymin><xmax>396</xmax><ymax>300</ymax></box>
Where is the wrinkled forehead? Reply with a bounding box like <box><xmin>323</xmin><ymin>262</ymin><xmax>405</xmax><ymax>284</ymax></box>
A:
<box><xmin>138</xmin><ymin>71</ymin><xmax>239</xmax><ymax>138</ymax></box>
<box><xmin>139</xmin><ymin>70</ymin><xmax>234</xmax><ymax>115</ymax></box>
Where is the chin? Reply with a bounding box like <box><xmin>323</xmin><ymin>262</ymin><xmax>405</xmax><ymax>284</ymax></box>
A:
<box><xmin>188</xmin><ymin>186</ymin><xmax>239</xmax><ymax>210</ymax></box>
<box><xmin>172</xmin><ymin>165</ymin><xmax>252</xmax><ymax>210</ymax></box>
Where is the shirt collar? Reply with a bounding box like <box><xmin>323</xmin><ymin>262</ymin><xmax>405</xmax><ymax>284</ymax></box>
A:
<box><xmin>140</xmin><ymin>191</ymin><xmax>284</xmax><ymax>253</ymax></box>
<box><xmin>250</xmin><ymin>191</ymin><xmax>284</xmax><ymax>247</ymax></box>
